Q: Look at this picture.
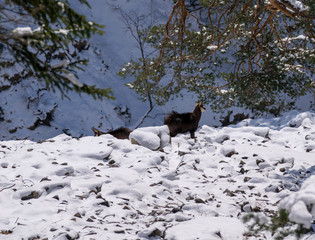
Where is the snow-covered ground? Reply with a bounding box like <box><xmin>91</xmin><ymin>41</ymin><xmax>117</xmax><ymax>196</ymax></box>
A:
<box><xmin>1</xmin><ymin>111</ymin><xmax>315</xmax><ymax>239</ymax></box>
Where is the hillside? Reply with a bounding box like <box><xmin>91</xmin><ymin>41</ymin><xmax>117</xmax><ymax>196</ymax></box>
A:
<box><xmin>0</xmin><ymin>0</ymin><xmax>174</xmax><ymax>141</ymax></box>
<box><xmin>1</xmin><ymin>111</ymin><xmax>315</xmax><ymax>239</ymax></box>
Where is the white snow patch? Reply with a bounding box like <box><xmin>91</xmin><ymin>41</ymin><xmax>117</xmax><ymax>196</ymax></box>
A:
<box><xmin>65</xmin><ymin>73</ymin><xmax>84</xmax><ymax>88</ymax></box>
<box><xmin>207</xmin><ymin>45</ymin><xmax>218</xmax><ymax>51</ymax></box>
<box><xmin>12</xmin><ymin>27</ymin><xmax>33</xmax><ymax>37</ymax></box>
<box><xmin>281</xmin><ymin>0</ymin><xmax>309</xmax><ymax>11</ymax></box>
<box><xmin>165</xmin><ymin>217</ymin><xmax>244</xmax><ymax>240</ymax></box>
<box><xmin>130</xmin><ymin>125</ymin><xmax>170</xmax><ymax>150</ymax></box>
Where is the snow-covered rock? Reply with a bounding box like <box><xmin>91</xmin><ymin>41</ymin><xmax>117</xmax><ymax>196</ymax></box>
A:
<box><xmin>129</xmin><ymin>125</ymin><xmax>170</xmax><ymax>150</ymax></box>
<box><xmin>279</xmin><ymin>175</ymin><xmax>315</xmax><ymax>228</ymax></box>
<box><xmin>288</xmin><ymin>112</ymin><xmax>315</xmax><ymax>128</ymax></box>
<box><xmin>165</xmin><ymin>216</ymin><xmax>244</xmax><ymax>240</ymax></box>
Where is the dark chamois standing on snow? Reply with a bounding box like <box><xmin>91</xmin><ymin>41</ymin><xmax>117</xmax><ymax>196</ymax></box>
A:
<box><xmin>164</xmin><ymin>102</ymin><xmax>206</xmax><ymax>138</ymax></box>
<box><xmin>92</xmin><ymin>127</ymin><xmax>132</xmax><ymax>139</ymax></box>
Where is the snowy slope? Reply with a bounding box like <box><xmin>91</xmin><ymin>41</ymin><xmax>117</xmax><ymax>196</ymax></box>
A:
<box><xmin>0</xmin><ymin>0</ymin><xmax>174</xmax><ymax>141</ymax></box>
<box><xmin>1</xmin><ymin>111</ymin><xmax>315</xmax><ymax>239</ymax></box>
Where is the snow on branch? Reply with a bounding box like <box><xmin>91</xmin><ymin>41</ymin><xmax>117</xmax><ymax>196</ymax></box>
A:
<box><xmin>66</xmin><ymin>73</ymin><xmax>84</xmax><ymax>88</ymax></box>
<box><xmin>267</xmin><ymin>0</ymin><xmax>311</xmax><ymax>18</ymax></box>
<box><xmin>12</xmin><ymin>27</ymin><xmax>33</xmax><ymax>37</ymax></box>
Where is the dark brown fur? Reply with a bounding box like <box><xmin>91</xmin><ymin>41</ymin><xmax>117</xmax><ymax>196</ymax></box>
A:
<box><xmin>92</xmin><ymin>127</ymin><xmax>132</xmax><ymax>139</ymax></box>
<box><xmin>220</xmin><ymin>111</ymin><xmax>249</xmax><ymax>127</ymax></box>
<box><xmin>164</xmin><ymin>102</ymin><xmax>206</xmax><ymax>138</ymax></box>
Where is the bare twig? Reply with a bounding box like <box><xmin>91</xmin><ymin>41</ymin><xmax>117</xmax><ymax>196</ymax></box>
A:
<box><xmin>0</xmin><ymin>183</ymin><xmax>15</xmax><ymax>192</ymax></box>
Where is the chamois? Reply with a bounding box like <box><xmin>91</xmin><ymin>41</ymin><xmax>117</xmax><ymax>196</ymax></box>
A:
<box><xmin>164</xmin><ymin>102</ymin><xmax>206</xmax><ymax>138</ymax></box>
<box><xmin>92</xmin><ymin>127</ymin><xmax>132</xmax><ymax>139</ymax></box>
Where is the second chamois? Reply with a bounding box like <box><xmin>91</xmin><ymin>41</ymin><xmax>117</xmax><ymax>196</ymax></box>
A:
<box><xmin>92</xmin><ymin>127</ymin><xmax>132</xmax><ymax>139</ymax></box>
<box><xmin>164</xmin><ymin>102</ymin><xmax>206</xmax><ymax>138</ymax></box>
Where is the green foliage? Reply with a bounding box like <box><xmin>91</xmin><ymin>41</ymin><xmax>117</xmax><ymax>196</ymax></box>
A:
<box><xmin>120</xmin><ymin>0</ymin><xmax>315</xmax><ymax>114</ymax></box>
<box><xmin>0</xmin><ymin>0</ymin><xmax>114</xmax><ymax>100</ymax></box>
<box><xmin>243</xmin><ymin>209</ymin><xmax>312</xmax><ymax>239</ymax></box>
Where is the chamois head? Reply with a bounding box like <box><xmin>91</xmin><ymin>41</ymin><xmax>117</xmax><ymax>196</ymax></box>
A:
<box><xmin>92</xmin><ymin>127</ymin><xmax>132</xmax><ymax>139</ymax></box>
<box><xmin>195</xmin><ymin>101</ymin><xmax>206</xmax><ymax>112</ymax></box>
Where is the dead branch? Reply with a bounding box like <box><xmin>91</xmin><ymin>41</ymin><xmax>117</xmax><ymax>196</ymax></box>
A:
<box><xmin>0</xmin><ymin>183</ymin><xmax>15</xmax><ymax>192</ymax></box>
<box><xmin>157</xmin><ymin>0</ymin><xmax>186</xmax><ymax>65</ymax></box>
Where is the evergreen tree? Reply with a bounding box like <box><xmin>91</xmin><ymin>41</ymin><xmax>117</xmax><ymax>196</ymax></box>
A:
<box><xmin>119</xmin><ymin>0</ymin><xmax>314</xmax><ymax>114</ymax></box>
<box><xmin>0</xmin><ymin>0</ymin><xmax>113</xmax><ymax>99</ymax></box>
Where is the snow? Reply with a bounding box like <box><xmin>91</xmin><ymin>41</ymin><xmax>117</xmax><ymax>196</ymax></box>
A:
<box><xmin>1</xmin><ymin>111</ymin><xmax>315</xmax><ymax>239</ymax></box>
<box><xmin>52</xmin><ymin>59</ymin><xmax>70</xmax><ymax>69</ymax></box>
<box><xmin>65</xmin><ymin>73</ymin><xmax>84</xmax><ymax>88</ymax></box>
<box><xmin>129</xmin><ymin>125</ymin><xmax>170</xmax><ymax>150</ymax></box>
<box><xmin>281</xmin><ymin>35</ymin><xmax>308</xmax><ymax>43</ymax></box>
<box><xmin>283</xmin><ymin>0</ymin><xmax>309</xmax><ymax>11</ymax></box>
<box><xmin>165</xmin><ymin>217</ymin><xmax>244</xmax><ymax>240</ymax></box>
<box><xmin>12</xmin><ymin>27</ymin><xmax>33</xmax><ymax>37</ymax></box>
<box><xmin>207</xmin><ymin>45</ymin><xmax>218</xmax><ymax>51</ymax></box>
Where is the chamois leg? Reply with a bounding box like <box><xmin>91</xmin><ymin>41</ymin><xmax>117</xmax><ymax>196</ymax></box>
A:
<box><xmin>190</xmin><ymin>131</ymin><xmax>195</xmax><ymax>139</ymax></box>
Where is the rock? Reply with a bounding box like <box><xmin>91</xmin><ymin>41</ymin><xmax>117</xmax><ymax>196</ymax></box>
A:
<box><xmin>224</xmin><ymin>189</ymin><xmax>236</xmax><ymax>197</ymax></box>
<box><xmin>195</xmin><ymin>198</ymin><xmax>206</xmax><ymax>204</ymax></box>
<box><xmin>215</xmin><ymin>134</ymin><xmax>230</xmax><ymax>143</ymax></box>
<box><xmin>244</xmin><ymin>177</ymin><xmax>251</xmax><ymax>182</ymax></box>
<box><xmin>55</xmin><ymin>166</ymin><xmax>74</xmax><ymax>176</ymax></box>
<box><xmin>288</xmin><ymin>112</ymin><xmax>314</xmax><ymax>128</ymax></box>
<box><xmin>221</xmin><ymin>147</ymin><xmax>237</xmax><ymax>157</ymax></box>
<box><xmin>148</xmin><ymin>228</ymin><xmax>163</xmax><ymax>237</ymax></box>
<box><xmin>241</xmin><ymin>203</ymin><xmax>252</xmax><ymax>212</ymax></box>
<box><xmin>253</xmin><ymin>127</ymin><xmax>270</xmax><ymax>138</ymax></box>
<box><xmin>130</xmin><ymin>125</ymin><xmax>170</xmax><ymax>150</ymax></box>
<box><xmin>21</xmin><ymin>191</ymin><xmax>40</xmax><ymax>201</ymax></box>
